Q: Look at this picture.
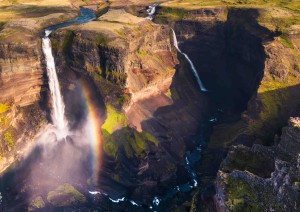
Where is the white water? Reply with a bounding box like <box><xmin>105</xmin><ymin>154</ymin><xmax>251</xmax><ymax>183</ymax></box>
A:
<box><xmin>146</xmin><ymin>3</ymin><xmax>158</xmax><ymax>20</ymax></box>
<box><xmin>172</xmin><ymin>29</ymin><xmax>207</xmax><ymax>92</ymax></box>
<box><xmin>42</xmin><ymin>31</ymin><xmax>68</xmax><ymax>138</ymax></box>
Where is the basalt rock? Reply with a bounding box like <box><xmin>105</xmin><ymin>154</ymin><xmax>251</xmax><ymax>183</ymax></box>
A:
<box><xmin>50</xmin><ymin>9</ymin><xmax>207</xmax><ymax>204</ymax></box>
<box><xmin>215</xmin><ymin>118</ymin><xmax>300</xmax><ymax>211</ymax></box>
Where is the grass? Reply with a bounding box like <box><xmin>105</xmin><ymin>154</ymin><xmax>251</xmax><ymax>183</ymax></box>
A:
<box><xmin>162</xmin><ymin>0</ymin><xmax>300</xmax><ymax>10</ymax></box>
<box><xmin>101</xmin><ymin>104</ymin><xmax>127</xmax><ymax>134</ymax></box>
<box><xmin>278</xmin><ymin>35</ymin><xmax>294</xmax><ymax>48</ymax></box>
<box><xmin>101</xmin><ymin>104</ymin><xmax>158</xmax><ymax>159</ymax></box>
<box><xmin>0</xmin><ymin>103</ymin><xmax>9</xmax><ymax>114</ymax></box>
<box><xmin>4</xmin><ymin>131</ymin><xmax>14</xmax><ymax>148</ymax></box>
<box><xmin>155</xmin><ymin>6</ymin><xmax>186</xmax><ymax>23</ymax></box>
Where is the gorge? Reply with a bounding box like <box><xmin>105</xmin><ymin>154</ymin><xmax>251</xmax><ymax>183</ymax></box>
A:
<box><xmin>0</xmin><ymin>0</ymin><xmax>300</xmax><ymax>211</ymax></box>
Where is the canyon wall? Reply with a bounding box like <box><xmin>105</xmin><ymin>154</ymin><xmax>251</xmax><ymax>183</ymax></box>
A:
<box><xmin>0</xmin><ymin>11</ymin><xmax>78</xmax><ymax>172</ymax></box>
<box><xmin>155</xmin><ymin>5</ymin><xmax>300</xmax><ymax>210</ymax></box>
<box><xmin>50</xmin><ymin>9</ymin><xmax>207</xmax><ymax>203</ymax></box>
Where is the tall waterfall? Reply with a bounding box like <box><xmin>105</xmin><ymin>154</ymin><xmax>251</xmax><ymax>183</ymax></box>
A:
<box><xmin>42</xmin><ymin>31</ymin><xmax>68</xmax><ymax>136</ymax></box>
<box><xmin>172</xmin><ymin>29</ymin><xmax>207</xmax><ymax>92</ymax></box>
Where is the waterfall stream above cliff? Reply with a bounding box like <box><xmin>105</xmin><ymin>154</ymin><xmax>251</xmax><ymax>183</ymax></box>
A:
<box><xmin>172</xmin><ymin>29</ymin><xmax>208</xmax><ymax>92</ymax></box>
<box><xmin>42</xmin><ymin>34</ymin><xmax>68</xmax><ymax>137</ymax></box>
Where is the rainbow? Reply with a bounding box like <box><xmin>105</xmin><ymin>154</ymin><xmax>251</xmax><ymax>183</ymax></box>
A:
<box><xmin>80</xmin><ymin>78</ymin><xmax>103</xmax><ymax>184</ymax></box>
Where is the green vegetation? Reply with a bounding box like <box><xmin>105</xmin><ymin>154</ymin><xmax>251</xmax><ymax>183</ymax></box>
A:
<box><xmin>294</xmin><ymin>182</ymin><xmax>300</xmax><ymax>190</ymax></box>
<box><xmin>95</xmin><ymin>34</ymin><xmax>108</xmax><ymax>46</ymax></box>
<box><xmin>278</xmin><ymin>35</ymin><xmax>294</xmax><ymax>48</ymax></box>
<box><xmin>117</xmin><ymin>93</ymin><xmax>129</xmax><ymax>106</ymax></box>
<box><xmin>222</xmin><ymin>146</ymin><xmax>274</xmax><ymax>178</ymax></box>
<box><xmin>4</xmin><ymin>131</ymin><xmax>14</xmax><ymax>148</ymax></box>
<box><xmin>155</xmin><ymin>7</ymin><xmax>186</xmax><ymax>23</ymax></box>
<box><xmin>101</xmin><ymin>104</ymin><xmax>127</xmax><ymax>134</ymax></box>
<box><xmin>101</xmin><ymin>104</ymin><xmax>158</xmax><ymax>159</ymax></box>
<box><xmin>47</xmin><ymin>183</ymin><xmax>86</xmax><ymax>207</ymax></box>
<box><xmin>225</xmin><ymin>176</ymin><xmax>262</xmax><ymax>211</ymax></box>
<box><xmin>209</xmin><ymin>121</ymin><xmax>247</xmax><ymax>149</ymax></box>
<box><xmin>248</xmin><ymin>82</ymin><xmax>300</xmax><ymax>142</ymax></box>
<box><xmin>30</xmin><ymin>196</ymin><xmax>45</xmax><ymax>209</ymax></box>
<box><xmin>0</xmin><ymin>103</ymin><xmax>9</xmax><ymax>114</ymax></box>
<box><xmin>162</xmin><ymin>0</ymin><xmax>300</xmax><ymax>10</ymax></box>
<box><xmin>62</xmin><ymin>31</ymin><xmax>75</xmax><ymax>51</ymax></box>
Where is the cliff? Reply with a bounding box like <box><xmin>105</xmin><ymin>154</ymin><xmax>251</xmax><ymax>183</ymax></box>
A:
<box><xmin>0</xmin><ymin>4</ymin><xmax>79</xmax><ymax>172</ymax></box>
<box><xmin>154</xmin><ymin>1</ymin><xmax>300</xmax><ymax>210</ymax></box>
<box><xmin>215</xmin><ymin>117</ymin><xmax>300</xmax><ymax>211</ymax></box>
<box><xmin>49</xmin><ymin>9</ymin><xmax>207</xmax><ymax>203</ymax></box>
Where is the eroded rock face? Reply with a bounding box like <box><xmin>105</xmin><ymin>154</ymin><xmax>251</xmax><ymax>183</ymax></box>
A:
<box><xmin>215</xmin><ymin>118</ymin><xmax>300</xmax><ymax>211</ymax></box>
<box><xmin>0</xmin><ymin>35</ymin><xmax>47</xmax><ymax>173</ymax></box>
<box><xmin>50</xmin><ymin>9</ymin><xmax>207</xmax><ymax>203</ymax></box>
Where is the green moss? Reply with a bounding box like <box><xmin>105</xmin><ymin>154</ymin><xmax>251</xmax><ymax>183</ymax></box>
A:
<box><xmin>226</xmin><ymin>177</ymin><xmax>262</xmax><ymax>212</ymax></box>
<box><xmin>4</xmin><ymin>131</ymin><xmax>14</xmax><ymax>148</ymax></box>
<box><xmin>294</xmin><ymin>181</ymin><xmax>300</xmax><ymax>189</ymax></box>
<box><xmin>155</xmin><ymin>7</ymin><xmax>186</xmax><ymax>23</ymax></box>
<box><xmin>222</xmin><ymin>146</ymin><xmax>274</xmax><ymax>178</ymax></box>
<box><xmin>62</xmin><ymin>31</ymin><xmax>75</xmax><ymax>51</ymax></box>
<box><xmin>0</xmin><ymin>103</ymin><xmax>9</xmax><ymax>114</ymax></box>
<box><xmin>47</xmin><ymin>183</ymin><xmax>86</xmax><ymax>207</ymax></box>
<box><xmin>117</xmin><ymin>93</ymin><xmax>129</xmax><ymax>106</ymax></box>
<box><xmin>30</xmin><ymin>196</ymin><xmax>45</xmax><ymax>209</ymax></box>
<box><xmin>142</xmin><ymin>132</ymin><xmax>159</xmax><ymax>146</ymax></box>
<box><xmin>248</xmin><ymin>83</ymin><xmax>300</xmax><ymax>142</ymax></box>
<box><xmin>95</xmin><ymin>34</ymin><xmax>108</xmax><ymax>46</ymax></box>
<box><xmin>103</xmin><ymin>139</ymin><xmax>118</xmax><ymax>158</ymax></box>
<box><xmin>101</xmin><ymin>104</ymin><xmax>127</xmax><ymax>134</ymax></box>
<box><xmin>278</xmin><ymin>35</ymin><xmax>294</xmax><ymax>49</ymax></box>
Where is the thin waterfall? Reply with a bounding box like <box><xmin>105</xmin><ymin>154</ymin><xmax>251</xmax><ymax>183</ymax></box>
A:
<box><xmin>172</xmin><ymin>29</ymin><xmax>208</xmax><ymax>92</ymax></box>
<box><xmin>146</xmin><ymin>3</ymin><xmax>159</xmax><ymax>20</ymax></box>
<box><xmin>42</xmin><ymin>31</ymin><xmax>68</xmax><ymax>136</ymax></box>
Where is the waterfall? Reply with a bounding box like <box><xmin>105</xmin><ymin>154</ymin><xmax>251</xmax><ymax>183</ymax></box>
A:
<box><xmin>42</xmin><ymin>31</ymin><xmax>68</xmax><ymax>137</ymax></box>
<box><xmin>146</xmin><ymin>3</ymin><xmax>159</xmax><ymax>20</ymax></box>
<box><xmin>172</xmin><ymin>29</ymin><xmax>208</xmax><ymax>92</ymax></box>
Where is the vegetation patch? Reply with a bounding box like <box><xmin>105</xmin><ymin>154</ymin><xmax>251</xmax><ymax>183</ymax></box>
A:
<box><xmin>278</xmin><ymin>35</ymin><xmax>294</xmax><ymax>49</ymax></box>
<box><xmin>95</xmin><ymin>34</ymin><xmax>108</xmax><ymax>46</ymax></box>
<box><xmin>3</xmin><ymin>129</ymin><xmax>15</xmax><ymax>149</ymax></box>
<box><xmin>101</xmin><ymin>104</ymin><xmax>127</xmax><ymax>134</ymax></box>
<box><xmin>30</xmin><ymin>196</ymin><xmax>45</xmax><ymax>209</ymax></box>
<box><xmin>101</xmin><ymin>104</ymin><xmax>158</xmax><ymax>159</ymax></box>
<box><xmin>249</xmin><ymin>82</ymin><xmax>300</xmax><ymax>142</ymax></box>
<box><xmin>225</xmin><ymin>176</ymin><xmax>262</xmax><ymax>211</ymax></box>
<box><xmin>47</xmin><ymin>183</ymin><xmax>86</xmax><ymax>207</ymax></box>
<box><xmin>222</xmin><ymin>145</ymin><xmax>275</xmax><ymax>178</ymax></box>
<box><xmin>0</xmin><ymin>103</ymin><xmax>9</xmax><ymax>114</ymax></box>
<box><xmin>155</xmin><ymin>6</ymin><xmax>186</xmax><ymax>24</ymax></box>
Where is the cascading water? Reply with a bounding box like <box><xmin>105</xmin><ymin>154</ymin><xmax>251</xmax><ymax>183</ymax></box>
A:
<box><xmin>42</xmin><ymin>31</ymin><xmax>68</xmax><ymax>138</ymax></box>
<box><xmin>146</xmin><ymin>3</ymin><xmax>159</xmax><ymax>20</ymax></box>
<box><xmin>172</xmin><ymin>29</ymin><xmax>208</xmax><ymax>92</ymax></box>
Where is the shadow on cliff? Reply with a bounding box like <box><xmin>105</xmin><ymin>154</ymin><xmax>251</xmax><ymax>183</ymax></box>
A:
<box><xmin>246</xmin><ymin>83</ymin><xmax>300</xmax><ymax>142</ymax></box>
<box><xmin>154</xmin><ymin>7</ymin><xmax>279</xmax><ymax>210</ymax></box>
<box><xmin>171</xmin><ymin>8</ymin><xmax>275</xmax><ymax>121</ymax></box>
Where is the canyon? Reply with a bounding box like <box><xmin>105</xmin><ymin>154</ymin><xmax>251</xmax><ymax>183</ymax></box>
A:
<box><xmin>0</xmin><ymin>0</ymin><xmax>299</xmax><ymax>211</ymax></box>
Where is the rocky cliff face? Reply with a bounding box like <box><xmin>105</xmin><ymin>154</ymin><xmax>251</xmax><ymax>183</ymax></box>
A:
<box><xmin>215</xmin><ymin>117</ymin><xmax>300</xmax><ymax>211</ymax></box>
<box><xmin>0</xmin><ymin>26</ymin><xmax>44</xmax><ymax>173</ymax></box>
<box><xmin>0</xmin><ymin>9</ymin><xmax>78</xmax><ymax>172</ymax></box>
<box><xmin>155</xmin><ymin>4</ymin><xmax>300</xmax><ymax>210</ymax></box>
<box><xmin>49</xmin><ymin>9</ymin><xmax>207</xmax><ymax>203</ymax></box>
